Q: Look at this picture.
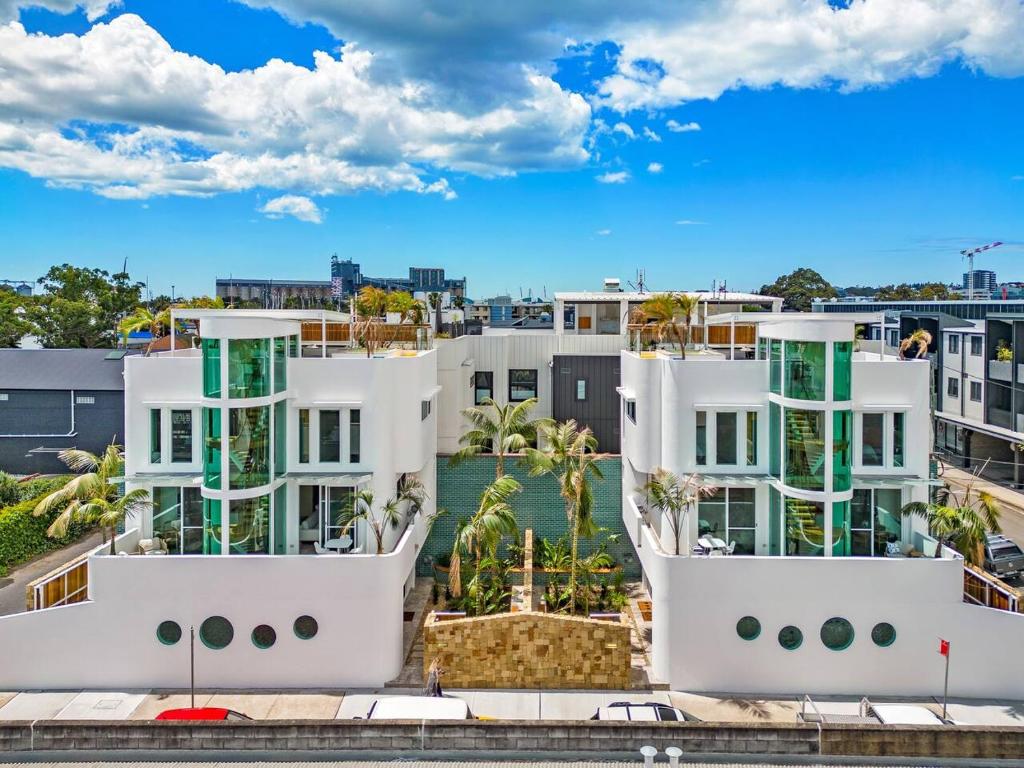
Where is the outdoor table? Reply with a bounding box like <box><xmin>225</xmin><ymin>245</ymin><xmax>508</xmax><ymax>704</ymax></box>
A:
<box><xmin>325</xmin><ymin>535</ymin><xmax>353</xmax><ymax>552</ymax></box>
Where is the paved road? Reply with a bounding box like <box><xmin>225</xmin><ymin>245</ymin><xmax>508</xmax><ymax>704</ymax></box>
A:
<box><xmin>0</xmin><ymin>530</ymin><xmax>104</xmax><ymax>616</ymax></box>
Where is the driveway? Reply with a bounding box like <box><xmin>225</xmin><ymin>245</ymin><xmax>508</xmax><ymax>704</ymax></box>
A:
<box><xmin>0</xmin><ymin>531</ymin><xmax>104</xmax><ymax>616</ymax></box>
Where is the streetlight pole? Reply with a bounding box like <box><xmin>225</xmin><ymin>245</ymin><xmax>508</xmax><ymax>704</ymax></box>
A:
<box><xmin>190</xmin><ymin>625</ymin><xmax>196</xmax><ymax>708</ymax></box>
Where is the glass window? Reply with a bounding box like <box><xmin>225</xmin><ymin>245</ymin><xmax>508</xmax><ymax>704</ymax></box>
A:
<box><xmin>768</xmin><ymin>486</ymin><xmax>781</xmax><ymax>556</ymax></box>
<box><xmin>785</xmin><ymin>409</ymin><xmax>825</xmax><ymax>491</ymax></box>
<box><xmin>182</xmin><ymin>487</ymin><xmax>203</xmax><ymax>554</ymax></box>
<box><xmin>833</xmin><ymin>410</ymin><xmax>852</xmax><ymax>492</ymax></box>
<box><xmin>893</xmin><ymin>412</ymin><xmax>905</xmax><ymax>468</ymax></box>
<box><xmin>833</xmin><ymin>342</ymin><xmax>852</xmax><ymax>401</ymax></box>
<box><xmin>298</xmin><ymin>408</ymin><xmax>310</xmax><ymax>464</ymax></box>
<box><xmin>229</xmin><ymin>494</ymin><xmax>270</xmax><ymax>554</ymax></box>
<box><xmin>716</xmin><ymin>412</ymin><xmax>737</xmax><ymax>465</ymax></box>
<box><xmin>273</xmin><ymin>337</ymin><xmax>287</xmax><ymax>393</ymax></box>
<box><xmin>947</xmin><ymin>377</ymin><xmax>959</xmax><ymax>398</ymax></box>
<box><xmin>319</xmin><ymin>410</ymin><xmax>340</xmax><ymax>462</ymax></box>
<box><xmin>152</xmin><ymin>486</ymin><xmax>182</xmax><ymax>553</ymax></box>
<box><xmin>831</xmin><ymin>501</ymin><xmax>850</xmax><ymax>556</ymax></box>
<box><xmin>820</xmin><ymin>617</ymin><xmax>855</xmax><ymax>651</ymax></box>
<box><xmin>785</xmin><ymin>341</ymin><xmax>826</xmax><ymax>400</ymax></box>
<box><xmin>349</xmin><ymin>409</ymin><xmax>361</xmax><ymax>463</ymax></box>
<box><xmin>850</xmin><ymin>489</ymin><xmax>873</xmax><ymax>556</ymax></box>
<box><xmin>228</xmin><ymin>338</ymin><xmax>270</xmax><ymax>399</ymax></box>
<box><xmin>970</xmin><ymin>381</ymin><xmax>982</xmax><ymax>402</ymax></box>
<box><xmin>757</xmin><ymin>338</ymin><xmax>767</xmax><ymax>361</ymax></box>
<box><xmin>948</xmin><ymin>335</ymin><xmax>959</xmax><ymax>354</ymax></box>
<box><xmin>200</xmin><ymin>616</ymin><xmax>233</xmax><ymax>649</ymax></box>
<box><xmin>474</xmin><ymin>371</ymin><xmax>493</xmax><ymax>405</ymax></box>
<box><xmin>769</xmin><ymin>402</ymin><xmax>780</xmax><ymax>479</ymax></box>
<box><xmin>861</xmin><ymin>413</ymin><xmax>884</xmax><ymax>466</ymax></box>
<box><xmin>576</xmin><ymin>379</ymin><xmax>587</xmax><ymax>401</ymax></box>
<box><xmin>871</xmin><ymin>622</ymin><xmax>896</xmax><ymax>647</ymax></box>
<box><xmin>626</xmin><ymin>400</ymin><xmax>637</xmax><ymax>424</ymax></box>
<box><xmin>170</xmin><ymin>410</ymin><xmax>192</xmax><ymax>463</ymax></box>
<box><xmin>150</xmin><ymin>409</ymin><xmax>162</xmax><ymax>463</ymax></box>
<box><xmin>229</xmin><ymin>406</ymin><xmax>270</xmax><ymax>489</ymax></box>
<box><xmin>698</xmin><ymin>490</ymin><xmax>726</xmax><ymax>537</ymax></box>
<box><xmin>737</xmin><ymin>616</ymin><xmax>761</xmax><ymax>641</ymax></box>
<box><xmin>274</xmin><ymin>400</ymin><xmax>286</xmax><ymax>476</ymax></box>
<box><xmin>970</xmin><ymin>335</ymin><xmax>983</xmax><ymax>356</ymax></box>
<box><xmin>421</xmin><ymin>399</ymin><xmax>431</xmax><ymax>420</ymax></box>
<box><xmin>203</xmin><ymin>407</ymin><xmax>221</xmax><ymax>490</ymax></box>
<box><xmin>289</xmin><ymin>334</ymin><xmax>300</xmax><ymax>358</ymax></box>
<box><xmin>273</xmin><ymin>484</ymin><xmax>288</xmax><ymax>554</ymax></box>
<box><xmin>784</xmin><ymin>497</ymin><xmax>825</xmax><ymax>556</ymax></box>
<box><xmin>202</xmin><ymin>338</ymin><xmax>221</xmax><ymax>398</ymax></box>
<box><xmin>874</xmin><ymin>488</ymin><xmax>902</xmax><ymax>556</ymax></box>
<box><xmin>203</xmin><ymin>498</ymin><xmax>222</xmax><ymax>554</ymax></box>
<box><xmin>729</xmin><ymin>488</ymin><xmax>756</xmax><ymax>554</ymax></box>
<box><xmin>509</xmin><ymin>369</ymin><xmax>537</xmax><ymax>401</ymax></box>
<box><xmin>745</xmin><ymin>411</ymin><xmax>758</xmax><ymax>466</ymax></box>
<box><xmin>695</xmin><ymin>411</ymin><xmax>707</xmax><ymax>465</ymax></box>
<box><xmin>778</xmin><ymin>625</ymin><xmax>803</xmax><ymax>650</ymax></box>
<box><xmin>769</xmin><ymin>339</ymin><xmax>782</xmax><ymax>394</ymax></box>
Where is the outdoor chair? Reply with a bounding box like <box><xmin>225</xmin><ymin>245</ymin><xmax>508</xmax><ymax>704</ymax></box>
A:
<box><xmin>313</xmin><ymin>541</ymin><xmax>332</xmax><ymax>555</ymax></box>
<box><xmin>725</xmin><ymin>541</ymin><xmax>736</xmax><ymax>555</ymax></box>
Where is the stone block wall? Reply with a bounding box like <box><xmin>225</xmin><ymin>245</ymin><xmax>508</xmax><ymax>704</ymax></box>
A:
<box><xmin>422</xmin><ymin>610</ymin><xmax>631</xmax><ymax>689</ymax></box>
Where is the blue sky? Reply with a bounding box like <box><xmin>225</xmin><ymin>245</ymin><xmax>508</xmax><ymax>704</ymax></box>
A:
<box><xmin>1</xmin><ymin>0</ymin><xmax>1022</xmax><ymax>300</ymax></box>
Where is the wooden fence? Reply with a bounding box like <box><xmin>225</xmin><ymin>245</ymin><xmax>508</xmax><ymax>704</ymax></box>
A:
<box><xmin>627</xmin><ymin>323</ymin><xmax>757</xmax><ymax>347</ymax></box>
<box><xmin>300</xmin><ymin>322</ymin><xmax>430</xmax><ymax>344</ymax></box>
<box><xmin>26</xmin><ymin>552</ymin><xmax>90</xmax><ymax>611</ymax></box>
<box><xmin>963</xmin><ymin>562</ymin><xmax>1023</xmax><ymax>613</ymax></box>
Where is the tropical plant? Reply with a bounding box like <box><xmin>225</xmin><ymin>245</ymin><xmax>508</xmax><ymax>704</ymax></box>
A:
<box><xmin>526</xmin><ymin>420</ymin><xmax>604</xmax><ymax>615</ymax></box>
<box><xmin>33</xmin><ymin>444</ymin><xmax>150</xmax><ymax>554</ymax></box>
<box><xmin>397</xmin><ymin>473</ymin><xmax>428</xmax><ymax>515</ymax></box>
<box><xmin>898</xmin><ymin>328</ymin><xmax>932</xmax><ymax>360</ymax></box>
<box><xmin>638</xmin><ymin>293</ymin><xmax>686</xmax><ymax>353</ymax></box>
<box><xmin>449</xmin><ymin>476</ymin><xmax>521</xmax><ymax>608</ymax></box>
<box><xmin>117</xmin><ymin>306</ymin><xmax>167</xmax><ymax>344</ymax></box>
<box><xmin>344</xmin><ymin>489</ymin><xmax>403</xmax><ymax>555</ymax></box>
<box><xmin>428</xmin><ymin>291</ymin><xmax>443</xmax><ymax>335</ymax></box>
<box><xmin>673</xmin><ymin>293</ymin><xmax>700</xmax><ymax>359</ymax></box>
<box><xmin>449</xmin><ymin>397</ymin><xmax>550</xmax><ymax>478</ymax></box>
<box><xmin>355</xmin><ymin>286</ymin><xmax>389</xmax><ymax>318</ymax></box>
<box><xmin>0</xmin><ymin>471</ymin><xmax>20</xmax><ymax>508</ymax></box>
<box><xmin>640</xmin><ymin>468</ymin><xmax>717</xmax><ymax>555</ymax></box>
<box><xmin>996</xmin><ymin>339</ymin><xmax>1013</xmax><ymax>363</ymax></box>
<box><xmin>901</xmin><ymin>475</ymin><xmax>1000</xmax><ymax>566</ymax></box>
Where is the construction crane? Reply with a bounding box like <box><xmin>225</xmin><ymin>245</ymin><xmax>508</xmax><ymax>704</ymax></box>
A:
<box><xmin>961</xmin><ymin>241</ymin><xmax>1003</xmax><ymax>300</ymax></box>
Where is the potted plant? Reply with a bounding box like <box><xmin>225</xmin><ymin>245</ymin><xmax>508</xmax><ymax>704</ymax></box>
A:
<box><xmin>992</xmin><ymin>339</ymin><xmax>1013</xmax><ymax>381</ymax></box>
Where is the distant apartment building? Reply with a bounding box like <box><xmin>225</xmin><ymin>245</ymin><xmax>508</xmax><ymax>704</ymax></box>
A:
<box><xmin>330</xmin><ymin>257</ymin><xmax>466</xmax><ymax>299</ymax></box>
<box><xmin>215</xmin><ymin>278</ymin><xmax>333</xmax><ymax>308</ymax></box>
<box><xmin>963</xmin><ymin>269</ymin><xmax>997</xmax><ymax>296</ymax></box>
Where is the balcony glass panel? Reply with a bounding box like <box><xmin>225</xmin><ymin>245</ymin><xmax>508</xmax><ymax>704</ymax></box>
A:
<box><xmin>274</xmin><ymin>400</ymin><xmax>286</xmax><ymax>476</ymax></box>
<box><xmin>785</xmin><ymin>408</ymin><xmax>825</xmax><ymax>491</ymax></box>
<box><xmin>228</xmin><ymin>338</ymin><xmax>270</xmax><ymax>399</ymax></box>
<box><xmin>273</xmin><ymin>337</ymin><xmax>287</xmax><ymax>393</ymax></box>
<box><xmin>229</xmin><ymin>494</ymin><xmax>270</xmax><ymax>554</ymax></box>
<box><xmin>784</xmin><ymin>341</ymin><xmax>826</xmax><ymax>401</ymax></box>
<box><xmin>202</xmin><ymin>338</ymin><xmax>221</xmax><ymax>398</ymax></box>
<box><xmin>203</xmin><ymin>407</ymin><xmax>221</xmax><ymax>490</ymax></box>
<box><xmin>769</xmin><ymin>340</ymin><xmax>782</xmax><ymax>394</ymax></box>
<box><xmin>784</xmin><ymin>497</ymin><xmax>825</xmax><ymax>556</ymax></box>
<box><xmin>769</xmin><ymin>402</ymin><xmax>780</xmax><ymax>478</ymax></box>
<box><xmin>833</xmin><ymin>342</ymin><xmax>852</xmax><ymax>400</ymax></box>
<box><xmin>831</xmin><ymin>501</ymin><xmax>850</xmax><ymax>556</ymax></box>
<box><xmin>203</xmin><ymin>498</ymin><xmax>222</xmax><ymax>554</ymax></box>
<box><xmin>833</xmin><ymin>410</ymin><xmax>852</xmax><ymax>492</ymax></box>
<box><xmin>228</xmin><ymin>406</ymin><xmax>270</xmax><ymax>489</ymax></box>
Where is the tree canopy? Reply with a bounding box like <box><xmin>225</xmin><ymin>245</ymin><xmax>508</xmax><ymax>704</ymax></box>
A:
<box><xmin>758</xmin><ymin>268</ymin><xmax>838</xmax><ymax>311</ymax></box>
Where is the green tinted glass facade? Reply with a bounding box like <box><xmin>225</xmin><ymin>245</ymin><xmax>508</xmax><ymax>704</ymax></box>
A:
<box><xmin>769</xmin><ymin>402</ymin><xmax>781</xmax><ymax>478</ymax></box>
<box><xmin>784</xmin><ymin>341</ymin><xmax>826</xmax><ymax>400</ymax></box>
<box><xmin>785</xmin><ymin>408</ymin><xmax>825</xmax><ymax>491</ymax></box>
<box><xmin>203</xmin><ymin>407</ymin><xmax>222</xmax><ymax>490</ymax></box>
<box><xmin>203</xmin><ymin>499</ymin><xmax>222</xmax><ymax>554</ymax></box>
<box><xmin>273</xmin><ymin>337</ymin><xmax>287</xmax><ymax>393</ymax></box>
<box><xmin>833</xmin><ymin>341</ymin><xmax>852</xmax><ymax>400</ymax></box>
<box><xmin>784</xmin><ymin>497</ymin><xmax>825</xmax><ymax>556</ymax></box>
<box><xmin>152</xmin><ymin>486</ymin><xmax>181</xmax><ymax>551</ymax></box>
<box><xmin>831</xmin><ymin>501</ymin><xmax>850</xmax><ymax>556</ymax></box>
<box><xmin>228</xmin><ymin>338</ymin><xmax>270</xmax><ymax>399</ymax></box>
<box><xmin>833</xmin><ymin>410</ymin><xmax>852</xmax><ymax>492</ymax></box>
<box><xmin>274</xmin><ymin>485</ymin><xmax>288</xmax><ymax>554</ymax></box>
<box><xmin>289</xmin><ymin>334</ymin><xmax>300</xmax><ymax>358</ymax></box>
<box><xmin>769</xmin><ymin>340</ymin><xmax>782</xmax><ymax>394</ymax></box>
<box><xmin>229</xmin><ymin>406</ymin><xmax>270</xmax><ymax>489</ymax></box>
<box><xmin>274</xmin><ymin>400</ymin><xmax>287</xmax><ymax>476</ymax></box>
<box><xmin>202</xmin><ymin>338</ymin><xmax>221</xmax><ymax>398</ymax></box>
<box><xmin>229</xmin><ymin>494</ymin><xmax>270</xmax><ymax>554</ymax></box>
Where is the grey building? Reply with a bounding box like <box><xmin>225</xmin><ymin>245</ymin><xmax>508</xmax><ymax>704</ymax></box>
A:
<box><xmin>551</xmin><ymin>354</ymin><xmax>621</xmax><ymax>452</ymax></box>
<box><xmin>0</xmin><ymin>349</ymin><xmax>129</xmax><ymax>475</ymax></box>
<box><xmin>963</xmin><ymin>269</ymin><xmax>997</xmax><ymax>296</ymax></box>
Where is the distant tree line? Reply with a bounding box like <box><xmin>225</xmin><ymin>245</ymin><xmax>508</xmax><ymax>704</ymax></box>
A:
<box><xmin>759</xmin><ymin>268</ymin><xmax>955</xmax><ymax>311</ymax></box>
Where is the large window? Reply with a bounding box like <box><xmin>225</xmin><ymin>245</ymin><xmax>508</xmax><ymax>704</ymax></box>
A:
<box><xmin>474</xmin><ymin>371</ymin><xmax>493</xmax><ymax>405</ymax></box>
<box><xmin>695</xmin><ymin>411</ymin><xmax>707</xmax><ymax>465</ymax></box>
<box><xmin>150</xmin><ymin>409</ymin><xmax>161</xmax><ymax>463</ymax></box>
<box><xmin>970</xmin><ymin>381</ymin><xmax>982</xmax><ymax>402</ymax></box>
<box><xmin>970</xmin><ymin>335</ymin><xmax>983</xmax><ymax>356</ymax></box>
<box><xmin>948</xmin><ymin>334</ymin><xmax>959</xmax><ymax>354</ymax></box>
<box><xmin>947</xmin><ymin>377</ymin><xmax>959</xmax><ymax>398</ymax></box>
<box><xmin>319</xmin><ymin>410</ymin><xmax>341</xmax><ymax>463</ymax></box>
<box><xmin>350</xmin><ymin>409</ymin><xmax>361</xmax><ymax>463</ymax></box>
<box><xmin>833</xmin><ymin>410</ymin><xmax>852</xmax><ymax>492</ymax></box>
<box><xmin>298</xmin><ymin>409</ymin><xmax>310</xmax><ymax>464</ymax></box>
<box><xmin>274</xmin><ymin>400</ymin><xmax>286</xmax><ymax>476</ymax></box>
<box><xmin>716</xmin><ymin>412</ymin><xmax>737</xmax><ymax>465</ymax></box>
<box><xmin>851</xmin><ymin>488</ymin><xmax>902</xmax><ymax>556</ymax></box>
<box><xmin>171</xmin><ymin>410</ymin><xmax>193</xmax><ymax>463</ymax></box>
<box><xmin>152</xmin><ymin>486</ymin><xmax>203</xmax><ymax>554</ymax></box>
<box><xmin>202</xmin><ymin>338</ymin><xmax>221</xmax><ymax>398</ymax></box>
<box><xmin>228</xmin><ymin>406</ymin><xmax>270</xmax><ymax>489</ymax></box>
<box><xmin>785</xmin><ymin>409</ymin><xmax>825</xmax><ymax>491</ymax></box>
<box><xmin>893</xmin><ymin>412</ymin><xmax>905</xmax><ymax>468</ymax></box>
<box><xmin>273</xmin><ymin>337</ymin><xmax>287</xmax><ymax>393</ymax></box>
<box><xmin>833</xmin><ymin>342</ymin><xmax>852</xmax><ymax>401</ymax></box>
<box><xmin>784</xmin><ymin>497</ymin><xmax>825</xmax><ymax>556</ymax></box>
<box><xmin>203</xmin><ymin>407</ymin><xmax>222</xmax><ymax>490</ymax></box>
<box><xmin>784</xmin><ymin>341</ymin><xmax>826</xmax><ymax>401</ymax></box>
<box><xmin>229</xmin><ymin>494</ymin><xmax>270</xmax><ymax>554</ymax></box>
<box><xmin>745</xmin><ymin>411</ymin><xmax>758</xmax><ymax>466</ymax></box>
<box><xmin>228</xmin><ymin>338</ymin><xmax>270</xmax><ymax>399</ymax></box>
<box><xmin>769</xmin><ymin>402</ymin><xmax>781</xmax><ymax>478</ymax></box>
<box><xmin>509</xmin><ymin>369</ymin><xmax>537</xmax><ymax>402</ymax></box>
<box><xmin>699</xmin><ymin>488</ymin><xmax>756</xmax><ymax>554</ymax></box>
<box><xmin>769</xmin><ymin>340</ymin><xmax>782</xmax><ymax>394</ymax></box>
<box><xmin>861</xmin><ymin>412</ymin><xmax>884</xmax><ymax>466</ymax></box>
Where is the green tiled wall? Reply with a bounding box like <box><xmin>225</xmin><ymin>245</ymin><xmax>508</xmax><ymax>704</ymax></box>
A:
<box><xmin>420</xmin><ymin>456</ymin><xmax>640</xmax><ymax>578</ymax></box>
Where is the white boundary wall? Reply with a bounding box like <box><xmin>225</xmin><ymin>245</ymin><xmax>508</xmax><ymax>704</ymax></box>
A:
<box><xmin>0</xmin><ymin>514</ymin><xmax>428</xmax><ymax>690</ymax></box>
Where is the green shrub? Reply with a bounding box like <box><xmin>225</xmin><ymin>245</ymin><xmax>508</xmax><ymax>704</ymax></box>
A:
<box><xmin>0</xmin><ymin>472</ymin><xmax>19</xmax><ymax>508</ymax></box>
<box><xmin>0</xmin><ymin>479</ymin><xmax>91</xmax><ymax>577</ymax></box>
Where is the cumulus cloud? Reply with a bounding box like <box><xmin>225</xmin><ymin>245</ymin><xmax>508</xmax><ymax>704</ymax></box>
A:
<box><xmin>0</xmin><ymin>0</ymin><xmax>118</xmax><ymax>21</ymax></box>
<box><xmin>642</xmin><ymin>126</ymin><xmax>661</xmax><ymax>142</ymax></box>
<box><xmin>259</xmin><ymin>194</ymin><xmax>323</xmax><ymax>223</ymax></box>
<box><xmin>612</xmin><ymin>121</ymin><xmax>636</xmax><ymax>139</ymax></box>
<box><xmin>666</xmin><ymin>120</ymin><xmax>701</xmax><ymax>133</ymax></box>
<box><xmin>647</xmin><ymin>162</ymin><xmax>663</xmax><ymax>173</ymax></box>
<box><xmin>596</xmin><ymin>170</ymin><xmax>629</xmax><ymax>184</ymax></box>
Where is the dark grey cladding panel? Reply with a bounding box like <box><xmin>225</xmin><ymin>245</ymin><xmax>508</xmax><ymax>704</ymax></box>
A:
<box><xmin>551</xmin><ymin>354</ymin><xmax>621</xmax><ymax>453</ymax></box>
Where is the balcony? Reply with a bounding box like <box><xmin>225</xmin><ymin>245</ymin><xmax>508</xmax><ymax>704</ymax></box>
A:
<box><xmin>990</xmin><ymin>360</ymin><xmax>1013</xmax><ymax>383</ymax></box>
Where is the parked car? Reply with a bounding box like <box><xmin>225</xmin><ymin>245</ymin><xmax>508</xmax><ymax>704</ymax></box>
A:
<box><xmin>155</xmin><ymin>707</ymin><xmax>252</xmax><ymax>721</ymax></box>
<box><xmin>984</xmin><ymin>534</ymin><xmax>1024</xmax><ymax>579</ymax></box>
<box><xmin>591</xmin><ymin>702</ymin><xmax>700</xmax><ymax>722</ymax></box>
<box><xmin>361</xmin><ymin>695</ymin><xmax>473</xmax><ymax>720</ymax></box>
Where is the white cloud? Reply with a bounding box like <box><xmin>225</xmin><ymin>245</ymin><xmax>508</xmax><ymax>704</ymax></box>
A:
<box><xmin>647</xmin><ymin>162</ymin><xmax>663</xmax><ymax>173</ymax></box>
<box><xmin>259</xmin><ymin>194</ymin><xmax>323</xmax><ymax>223</ymax></box>
<box><xmin>0</xmin><ymin>0</ymin><xmax>118</xmax><ymax>21</ymax></box>
<box><xmin>692</xmin><ymin>159</ymin><xmax>710</xmax><ymax>167</ymax></box>
<box><xmin>612</xmin><ymin>121</ymin><xmax>636</xmax><ymax>139</ymax></box>
<box><xmin>596</xmin><ymin>228</ymin><xmax>612</xmax><ymax>236</ymax></box>
<box><xmin>666</xmin><ymin>120</ymin><xmax>701</xmax><ymax>133</ymax></box>
<box><xmin>675</xmin><ymin>219</ymin><xmax>706</xmax><ymax>225</ymax></box>
<box><xmin>596</xmin><ymin>170</ymin><xmax>629</xmax><ymax>184</ymax></box>
<box><xmin>642</xmin><ymin>126</ymin><xmax>661</xmax><ymax>142</ymax></box>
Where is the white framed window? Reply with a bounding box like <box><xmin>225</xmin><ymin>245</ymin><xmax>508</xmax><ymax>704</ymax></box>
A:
<box><xmin>970</xmin><ymin>335</ymin><xmax>983</xmax><ymax>356</ymax></box>
<box><xmin>947</xmin><ymin>377</ymin><xmax>959</xmax><ymax>398</ymax></box>
<box><xmin>970</xmin><ymin>381</ymin><xmax>982</xmax><ymax>402</ymax></box>
<box><xmin>697</xmin><ymin>408</ymin><xmax>761</xmax><ymax>469</ymax></box>
<box><xmin>948</xmin><ymin>335</ymin><xmax>959</xmax><ymax>354</ymax></box>
<box><xmin>856</xmin><ymin>411</ymin><xmax>908</xmax><ymax>470</ymax></box>
<box><xmin>625</xmin><ymin>399</ymin><xmax>636</xmax><ymax>424</ymax></box>
<box><xmin>298</xmin><ymin>407</ymin><xmax>362</xmax><ymax>467</ymax></box>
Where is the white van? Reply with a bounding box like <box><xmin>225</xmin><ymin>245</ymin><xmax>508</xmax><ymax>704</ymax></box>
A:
<box><xmin>363</xmin><ymin>695</ymin><xmax>473</xmax><ymax>720</ymax></box>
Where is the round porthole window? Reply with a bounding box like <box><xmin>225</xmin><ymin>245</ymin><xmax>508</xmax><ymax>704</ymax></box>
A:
<box><xmin>156</xmin><ymin>620</ymin><xmax>182</xmax><ymax>646</ymax></box>
<box><xmin>778</xmin><ymin>625</ymin><xmax>803</xmax><ymax>651</ymax></box>
<box><xmin>736</xmin><ymin>616</ymin><xmax>761</xmax><ymax>641</ymax></box>
<box><xmin>199</xmin><ymin>616</ymin><xmax>234</xmax><ymax>650</ymax></box>
<box><xmin>820</xmin><ymin>617</ymin><xmax>855</xmax><ymax>651</ymax></box>
<box><xmin>294</xmin><ymin>615</ymin><xmax>318</xmax><ymax>640</ymax></box>
<box><xmin>871</xmin><ymin>622</ymin><xmax>896</xmax><ymax>648</ymax></box>
<box><xmin>251</xmin><ymin>624</ymin><xmax>276</xmax><ymax>650</ymax></box>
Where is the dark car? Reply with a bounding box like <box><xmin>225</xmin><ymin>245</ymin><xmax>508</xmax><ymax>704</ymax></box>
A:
<box><xmin>984</xmin><ymin>534</ymin><xmax>1024</xmax><ymax>580</ymax></box>
<box><xmin>155</xmin><ymin>707</ymin><xmax>252</xmax><ymax>721</ymax></box>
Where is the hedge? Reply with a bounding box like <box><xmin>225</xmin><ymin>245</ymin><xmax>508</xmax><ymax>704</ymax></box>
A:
<box><xmin>0</xmin><ymin>476</ymin><xmax>93</xmax><ymax>577</ymax></box>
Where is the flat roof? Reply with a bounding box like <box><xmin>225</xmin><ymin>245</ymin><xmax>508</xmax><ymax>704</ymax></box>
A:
<box><xmin>170</xmin><ymin>308</ymin><xmax>349</xmax><ymax>322</ymax></box>
<box><xmin>0</xmin><ymin>348</ymin><xmax>129</xmax><ymax>391</ymax></box>
<box><xmin>705</xmin><ymin>311</ymin><xmax>886</xmax><ymax>325</ymax></box>
<box><xmin>555</xmin><ymin>290</ymin><xmax>778</xmax><ymax>303</ymax></box>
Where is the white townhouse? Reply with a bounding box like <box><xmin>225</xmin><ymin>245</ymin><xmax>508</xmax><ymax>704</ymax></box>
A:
<box><xmin>620</xmin><ymin>312</ymin><xmax>1024</xmax><ymax>698</ymax></box>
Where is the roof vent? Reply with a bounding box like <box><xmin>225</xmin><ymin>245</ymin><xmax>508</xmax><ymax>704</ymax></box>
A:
<box><xmin>603</xmin><ymin>277</ymin><xmax>622</xmax><ymax>293</ymax></box>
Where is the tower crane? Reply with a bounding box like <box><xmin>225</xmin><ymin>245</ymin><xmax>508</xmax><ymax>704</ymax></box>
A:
<box><xmin>961</xmin><ymin>241</ymin><xmax>1003</xmax><ymax>300</ymax></box>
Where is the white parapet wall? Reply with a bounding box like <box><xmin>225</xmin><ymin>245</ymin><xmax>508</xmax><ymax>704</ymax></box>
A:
<box><xmin>624</xmin><ymin>496</ymin><xmax>1024</xmax><ymax>699</ymax></box>
<box><xmin>0</xmin><ymin>515</ymin><xmax>428</xmax><ymax>690</ymax></box>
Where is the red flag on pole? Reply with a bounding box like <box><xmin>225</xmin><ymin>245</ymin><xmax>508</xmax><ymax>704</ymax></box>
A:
<box><xmin>939</xmin><ymin>639</ymin><xmax>950</xmax><ymax>657</ymax></box>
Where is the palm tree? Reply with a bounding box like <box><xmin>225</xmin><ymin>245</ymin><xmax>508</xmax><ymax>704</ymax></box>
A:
<box><xmin>344</xmin><ymin>489</ymin><xmax>403</xmax><ymax>555</ymax></box>
<box><xmin>118</xmin><ymin>307</ymin><xmax>165</xmax><ymax>345</ymax></box>
<box><xmin>901</xmin><ymin>474</ymin><xmax>1000</xmax><ymax>566</ymax></box>
<box><xmin>33</xmin><ymin>444</ymin><xmax>151</xmax><ymax>555</ymax></box>
<box><xmin>638</xmin><ymin>293</ymin><xmax>687</xmax><ymax>356</ymax></box>
<box><xmin>449</xmin><ymin>397</ymin><xmax>550</xmax><ymax>479</ymax></box>
<box><xmin>526</xmin><ymin>420</ymin><xmax>604</xmax><ymax>614</ymax></box>
<box><xmin>397</xmin><ymin>473</ymin><xmax>428</xmax><ymax>516</ymax></box>
<box><xmin>673</xmin><ymin>293</ymin><xmax>700</xmax><ymax>358</ymax></box>
<box><xmin>898</xmin><ymin>328</ymin><xmax>933</xmax><ymax>360</ymax></box>
<box><xmin>453</xmin><ymin>295</ymin><xmax>465</xmax><ymax>311</ymax></box>
<box><xmin>640</xmin><ymin>468</ymin><xmax>716</xmax><ymax>555</ymax></box>
<box><xmin>428</xmin><ymin>292</ymin><xmax>443</xmax><ymax>335</ymax></box>
<box><xmin>449</xmin><ymin>475</ymin><xmax>521</xmax><ymax>607</ymax></box>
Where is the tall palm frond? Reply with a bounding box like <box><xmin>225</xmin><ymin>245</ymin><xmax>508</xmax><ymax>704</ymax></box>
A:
<box><xmin>449</xmin><ymin>397</ymin><xmax>551</xmax><ymax>478</ymax></box>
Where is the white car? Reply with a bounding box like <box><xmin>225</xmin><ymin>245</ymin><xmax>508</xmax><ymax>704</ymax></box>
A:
<box><xmin>592</xmin><ymin>702</ymin><xmax>699</xmax><ymax>722</ymax></box>
<box><xmin>362</xmin><ymin>695</ymin><xmax>473</xmax><ymax>720</ymax></box>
